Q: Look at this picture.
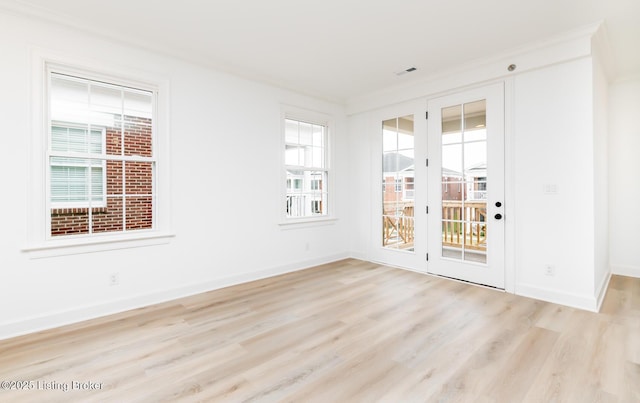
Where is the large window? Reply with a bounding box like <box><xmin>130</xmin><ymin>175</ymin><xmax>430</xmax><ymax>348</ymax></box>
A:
<box><xmin>48</xmin><ymin>72</ymin><xmax>156</xmax><ymax>237</ymax></box>
<box><xmin>284</xmin><ymin>117</ymin><xmax>329</xmax><ymax>219</ymax></box>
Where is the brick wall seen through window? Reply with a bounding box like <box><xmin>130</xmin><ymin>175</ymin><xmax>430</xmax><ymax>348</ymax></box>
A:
<box><xmin>49</xmin><ymin>73</ymin><xmax>156</xmax><ymax>237</ymax></box>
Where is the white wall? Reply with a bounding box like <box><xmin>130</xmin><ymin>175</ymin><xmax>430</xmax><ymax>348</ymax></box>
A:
<box><xmin>513</xmin><ymin>58</ymin><xmax>598</xmax><ymax>308</ymax></box>
<box><xmin>346</xmin><ymin>113</ymin><xmax>373</xmax><ymax>260</ymax></box>
<box><xmin>609</xmin><ymin>75</ymin><xmax>640</xmax><ymax>277</ymax></box>
<box><xmin>0</xmin><ymin>12</ymin><xmax>349</xmax><ymax>340</ymax></box>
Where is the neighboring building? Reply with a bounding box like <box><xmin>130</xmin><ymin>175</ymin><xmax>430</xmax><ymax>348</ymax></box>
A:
<box><xmin>382</xmin><ymin>152</ymin><xmax>414</xmax><ymax>207</ymax></box>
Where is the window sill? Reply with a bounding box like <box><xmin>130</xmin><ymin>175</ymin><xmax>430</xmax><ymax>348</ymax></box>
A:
<box><xmin>278</xmin><ymin>217</ymin><xmax>338</xmax><ymax>230</ymax></box>
<box><xmin>23</xmin><ymin>232</ymin><xmax>175</xmax><ymax>259</ymax></box>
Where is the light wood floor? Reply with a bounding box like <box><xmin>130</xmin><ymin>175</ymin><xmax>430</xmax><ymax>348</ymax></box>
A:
<box><xmin>1</xmin><ymin>259</ymin><xmax>639</xmax><ymax>402</ymax></box>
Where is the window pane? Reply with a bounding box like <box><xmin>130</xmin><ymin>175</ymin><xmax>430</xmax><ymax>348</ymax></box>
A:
<box><xmin>442</xmin><ymin>105</ymin><xmax>462</xmax><ymax>143</ymax></box>
<box><xmin>106</xmin><ymin>160</ymin><xmax>123</xmax><ymax>195</ymax></box>
<box><xmin>51</xmin><ymin>125</ymin><xmax>103</xmax><ymax>155</ymax></box>
<box><xmin>89</xmin><ymin>84</ymin><xmax>122</xmax><ymax>131</ymax></box>
<box><xmin>125</xmin><ymin>161</ymin><xmax>154</xmax><ymax>195</ymax></box>
<box><xmin>50</xmin><ymin>157</ymin><xmax>105</xmax><ymax>204</ymax></box>
<box><xmin>51</xmin><ymin>209</ymin><xmax>89</xmax><ymax>236</ymax></box>
<box><xmin>91</xmin><ymin>164</ymin><xmax>103</xmax><ymax>202</ymax></box>
<box><xmin>67</xmin><ymin>127</ymin><xmax>86</xmax><ymax>153</ymax></box>
<box><xmin>93</xmin><ymin>196</ymin><xmax>124</xmax><ymax>233</ymax></box>
<box><xmin>126</xmin><ymin>196</ymin><xmax>153</xmax><ymax>231</ymax></box>
<box><xmin>382</xmin><ymin>119</ymin><xmax>398</xmax><ymax>152</ymax></box>
<box><xmin>312</xmin><ymin>146</ymin><xmax>324</xmax><ymax>168</ymax></box>
<box><xmin>299</xmin><ymin>122</ymin><xmax>313</xmax><ymax>146</ymax></box>
<box><xmin>285</xmin><ymin>170</ymin><xmax>327</xmax><ymax>217</ymax></box>
<box><xmin>124</xmin><ymin>88</ymin><xmax>152</xmax><ymax>156</ymax></box>
<box><xmin>463</xmin><ymin>100</ymin><xmax>486</xmax><ymax>132</ymax></box>
<box><xmin>124</xmin><ymin>98</ymin><xmax>153</xmax><ymax>157</ymax></box>
<box><xmin>301</xmin><ymin>145</ymin><xmax>312</xmax><ymax>168</ymax></box>
<box><xmin>464</xmin><ymin>141</ymin><xmax>486</xmax><ymax>173</ymax></box>
<box><xmin>285</xmin><ymin>145</ymin><xmax>299</xmax><ymax>166</ymax></box>
<box><xmin>442</xmin><ymin>144</ymin><xmax>462</xmax><ymax>178</ymax></box>
<box><xmin>51</xmin><ymin>163</ymin><xmax>89</xmax><ymax>204</ymax></box>
<box><xmin>312</xmin><ymin>125</ymin><xmax>324</xmax><ymax>148</ymax></box>
<box><xmin>50</xmin><ymin>75</ymin><xmax>89</xmax><ymax>125</ymax></box>
<box><xmin>90</xmin><ymin>129</ymin><xmax>103</xmax><ymax>154</ymax></box>
<box><xmin>285</xmin><ymin>119</ymin><xmax>299</xmax><ymax>144</ymax></box>
<box><xmin>106</xmin><ymin>117</ymin><xmax>123</xmax><ymax>156</ymax></box>
<box><xmin>463</xmin><ymin>100</ymin><xmax>486</xmax><ymax>142</ymax></box>
<box><xmin>124</xmin><ymin>90</ymin><xmax>152</xmax><ymax>119</ymax></box>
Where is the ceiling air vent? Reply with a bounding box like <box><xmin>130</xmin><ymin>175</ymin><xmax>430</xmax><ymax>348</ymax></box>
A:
<box><xmin>395</xmin><ymin>67</ymin><xmax>417</xmax><ymax>76</ymax></box>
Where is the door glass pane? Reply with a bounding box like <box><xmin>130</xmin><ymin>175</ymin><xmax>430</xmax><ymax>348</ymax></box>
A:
<box><xmin>442</xmin><ymin>105</ymin><xmax>462</xmax><ymax>140</ymax></box>
<box><xmin>382</xmin><ymin>115</ymin><xmax>414</xmax><ymax>251</ymax></box>
<box><xmin>463</xmin><ymin>142</ymin><xmax>487</xmax><ymax>181</ymax></box>
<box><xmin>442</xmin><ymin>144</ymin><xmax>463</xmax><ymax>178</ymax></box>
<box><xmin>441</xmin><ymin>100</ymin><xmax>487</xmax><ymax>263</ymax></box>
<box><xmin>464</xmin><ymin>100</ymin><xmax>486</xmax><ymax>133</ymax></box>
<box><xmin>382</xmin><ymin>119</ymin><xmax>398</xmax><ymax>152</ymax></box>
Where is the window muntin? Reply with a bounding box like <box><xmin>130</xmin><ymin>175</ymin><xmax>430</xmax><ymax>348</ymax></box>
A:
<box><xmin>48</xmin><ymin>72</ymin><xmax>155</xmax><ymax>238</ymax></box>
<box><xmin>284</xmin><ymin>118</ymin><xmax>329</xmax><ymax>218</ymax></box>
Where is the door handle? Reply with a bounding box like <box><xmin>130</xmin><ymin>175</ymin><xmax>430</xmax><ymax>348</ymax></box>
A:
<box><xmin>494</xmin><ymin>213</ymin><xmax>503</xmax><ymax>220</ymax></box>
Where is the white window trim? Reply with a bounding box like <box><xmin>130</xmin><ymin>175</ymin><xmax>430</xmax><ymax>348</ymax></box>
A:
<box><xmin>24</xmin><ymin>49</ymin><xmax>173</xmax><ymax>257</ymax></box>
<box><xmin>279</xmin><ymin>105</ymin><xmax>336</xmax><ymax>227</ymax></box>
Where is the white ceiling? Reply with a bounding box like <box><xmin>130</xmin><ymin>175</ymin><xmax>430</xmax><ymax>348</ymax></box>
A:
<box><xmin>2</xmin><ymin>0</ymin><xmax>639</xmax><ymax>103</ymax></box>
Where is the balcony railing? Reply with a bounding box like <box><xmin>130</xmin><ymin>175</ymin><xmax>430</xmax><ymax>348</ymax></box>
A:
<box><xmin>382</xmin><ymin>202</ymin><xmax>414</xmax><ymax>250</ymax></box>
<box><xmin>381</xmin><ymin>200</ymin><xmax>487</xmax><ymax>252</ymax></box>
<box><xmin>442</xmin><ymin>200</ymin><xmax>487</xmax><ymax>251</ymax></box>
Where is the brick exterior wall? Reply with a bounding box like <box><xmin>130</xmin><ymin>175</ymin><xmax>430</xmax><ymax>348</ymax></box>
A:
<box><xmin>50</xmin><ymin>116</ymin><xmax>153</xmax><ymax>236</ymax></box>
<box><xmin>383</xmin><ymin>175</ymin><xmax>413</xmax><ymax>203</ymax></box>
<box><xmin>442</xmin><ymin>176</ymin><xmax>464</xmax><ymax>201</ymax></box>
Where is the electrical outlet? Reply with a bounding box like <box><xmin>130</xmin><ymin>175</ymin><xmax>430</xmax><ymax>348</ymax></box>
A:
<box><xmin>305</xmin><ymin>242</ymin><xmax>310</xmax><ymax>251</ymax></box>
<box><xmin>544</xmin><ymin>264</ymin><xmax>555</xmax><ymax>276</ymax></box>
<box><xmin>109</xmin><ymin>272</ymin><xmax>120</xmax><ymax>286</ymax></box>
<box><xmin>543</xmin><ymin>184</ymin><xmax>559</xmax><ymax>195</ymax></box>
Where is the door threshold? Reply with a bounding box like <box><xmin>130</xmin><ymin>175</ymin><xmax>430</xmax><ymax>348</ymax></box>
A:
<box><xmin>427</xmin><ymin>272</ymin><xmax>505</xmax><ymax>291</ymax></box>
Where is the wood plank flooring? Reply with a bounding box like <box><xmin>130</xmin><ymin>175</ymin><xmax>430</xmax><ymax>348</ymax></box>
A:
<box><xmin>0</xmin><ymin>259</ymin><xmax>638</xmax><ymax>402</ymax></box>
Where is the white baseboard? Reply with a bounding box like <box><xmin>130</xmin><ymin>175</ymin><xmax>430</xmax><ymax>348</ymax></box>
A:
<box><xmin>516</xmin><ymin>283</ymin><xmax>600</xmax><ymax>312</ymax></box>
<box><xmin>347</xmin><ymin>251</ymin><xmax>368</xmax><ymax>261</ymax></box>
<box><xmin>595</xmin><ymin>270</ymin><xmax>612</xmax><ymax>312</ymax></box>
<box><xmin>611</xmin><ymin>264</ymin><xmax>640</xmax><ymax>278</ymax></box>
<box><xmin>0</xmin><ymin>253</ymin><xmax>350</xmax><ymax>341</ymax></box>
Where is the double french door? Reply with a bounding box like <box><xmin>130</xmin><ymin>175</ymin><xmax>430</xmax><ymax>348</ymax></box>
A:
<box><xmin>375</xmin><ymin>83</ymin><xmax>505</xmax><ymax>289</ymax></box>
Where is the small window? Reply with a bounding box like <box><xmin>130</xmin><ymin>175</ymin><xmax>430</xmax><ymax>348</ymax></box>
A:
<box><xmin>311</xmin><ymin>200</ymin><xmax>322</xmax><ymax>214</ymax></box>
<box><xmin>310</xmin><ymin>179</ymin><xmax>321</xmax><ymax>190</ymax></box>
<box><xmin>284</xmin><ymin>116</ymin><xmax>329</xmax><ymax>219</ymax></box>
<box><xmin>403</xmin><ymin>176</ymin><xmax>415</xmax><ymax>199</ymax></box>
